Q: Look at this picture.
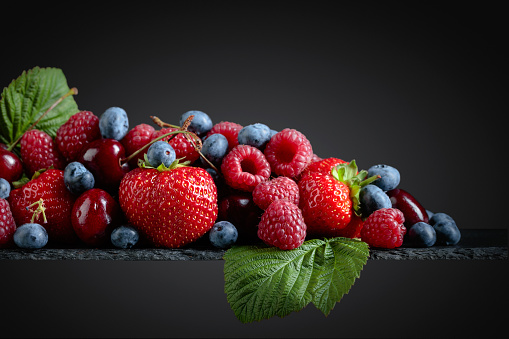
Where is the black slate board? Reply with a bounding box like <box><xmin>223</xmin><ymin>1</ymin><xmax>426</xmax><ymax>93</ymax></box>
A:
<box><xmin>0</xmin><ymin>229</ymin><xmax>507</xmax><ymax>260</ymax></box>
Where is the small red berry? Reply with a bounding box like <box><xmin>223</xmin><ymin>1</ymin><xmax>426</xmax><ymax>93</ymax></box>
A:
<box><xmin>206</xmin><ymin>121</ymin><xmax>243</xmax><ymax>151</ymax></box>
<box><xmin>72</xmin><ymin>188</ymin><xmax>123</xmax><ymax>247</ymax></box>
<box><xmin>121</xmin><ymin>123</ymin><xmax>156</xmax><ymax>167</ymax></box>
<box><xmin>0</xmin><ymin>198</ymin><xmax>16</xmax><ymax>248</ymax></box>
<box><xmin>264</xmin><ymin>128</ymin><xmax>313</xmax><ymax>178</ymax></box>
<box><xmin>20</xmin><ymin>129</ymin><xmax>66</xmax><ymax>177</ymax></box>
<box><xmin>56</xmin><ymin>111</ymin><xmax>101</xmax><ymax>162</ymax></box>
<box><xmin>257</xmin><ymin>199</ymin><xmax>307</xmax><ymax>250</ymax></box>
<box><xmin>221</xmin><ymin>145</ymin><xmax>271</xmax><ymax>192</ymax></box>
<box><xmin>336</xmin><ymin>214</ymin><xmax>364</xmax><ymax>239</ymax></box>
<box><xmin>361</xmin><ymin>208</ymin><xmax>406</xmax><ymax>249</ymax></box>
<box><xmin>151</xmin><ymin>127</ymin><xmax>200</xmax><ymax>164</ymax></box>
<box><xmin>252</xmin><ymin>176</ymin><xmax>300</xmax><ymax>210</ymax></box>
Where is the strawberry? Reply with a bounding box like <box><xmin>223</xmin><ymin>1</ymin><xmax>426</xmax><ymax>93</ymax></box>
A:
<box><xmin>118</xmin><ymin>163</ymin><xmax>218</xmax><ymax>248</ymax></box>
<box><xmin>298</xmin><ymin>160</ymin><xmax>378</xmax><ymax>237</ymax></box>
<box><xmin>8</xmin><ymin>169</ymin><xmax>77</xmax><ymax>244</ymax></box>
<box><xmin>298</xmin><ymin>157</ymin><xmax>348</xmax><ymax>181</ymax></box>
<box><xmin>20</xmin><ymin>129</ymin><xmax>66</xmax><ymax>177</ymax></box>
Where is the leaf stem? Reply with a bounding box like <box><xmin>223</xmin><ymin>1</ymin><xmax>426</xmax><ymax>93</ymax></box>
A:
<box><xmin>7</xmin><ymin>87</ymin><xmax>78</xmax><ymax>152</ymax></box>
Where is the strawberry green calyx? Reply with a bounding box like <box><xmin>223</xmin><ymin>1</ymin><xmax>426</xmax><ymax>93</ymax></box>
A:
<box><xmin>331</xmin><ymin>160</ymin><xmax>380</xmax><ymax>216</ymax></box>
<box><xmin>138</xmin><ymin>154</ymin><xmax>190</xmax><ymax>172</ymax></box>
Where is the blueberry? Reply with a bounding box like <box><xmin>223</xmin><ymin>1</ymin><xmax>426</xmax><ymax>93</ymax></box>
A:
<box><xmin>13</xmin><ymin>223</ymin><xmax>48</xmax><ymax>249</ymax></box>
<box><xmin>201</xmin><ymin>133</ymin><xmax>228</xmax><ymax>167</ymax></box>
<box><xmin>269</xmin><ymin>129</ymin><xmax>278</xmax><ymax>138</ymax></box>
<box><xmin>408</xmin><ymin>222</ymin><xmax>437</xmax><ymax>247</ymax></box>
<box><xmin>429</xmin><ymin>212</ymin><xmax>455</xmax><ymax>226</ymax></box>
<box><xmin>368</xmin><ymin>164</ymin><xmax>400</xmax><ymax>191</ymax></box>
<box><xmin>0</xmin><ymin>177</ymin><xmax>10</xmax><ymax>199</ymax></box>
<box><xmin>111</xmin><ymin>225</ymin><xmax>139</xmax><ymax>249</ymax></box>
<box><xmin>237</xmin><ymin>123</ymin><xmax>271</xmax><ymax>149</ymax></box>
<box><xmin>209</xmin><ymin>221</ymin><xmax>238</xmax><ymax>249</ymax></box>
<box><xmin>180</xmin><ymin>110</ymin><xmax>213</xmax><ymax>137</ymax></box>
<box><xmin>206</xmin><ymin>168</ymin><xmax>220</xmax><ymax>182</ymax></box>
<box><xmin>426</xmin><ymin>209</ymin><xmax>434</xmax><ymax>220</ymax></box>
<box><xmin>359</xmin><ymin>184</ymin><xmax>392</xmax><ymax>217</ymax></box>
<box><xmin>99</xmin><ymin>107</ymin><xmax>129</xmax><ymax>140</ymax></box>
<box><xmin>146</xmin><ymin>141</ymin><xmax>176</xmax><ymax>168</ymax></box>
<box><xmin>64</xmin><ymin>162</ymin><xmax>95</xmax><ymax>195</ymax></box>
<box><xmin>433</xmin><ymin>219</ymin><xmax>461</xmax><ymax>246</ymax></box>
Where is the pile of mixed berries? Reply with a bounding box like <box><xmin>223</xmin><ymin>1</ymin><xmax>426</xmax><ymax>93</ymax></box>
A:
<box><xmin>0</xmin><ymin>108</ymin><xmax>461</xmax><ymax>251</ymax></box>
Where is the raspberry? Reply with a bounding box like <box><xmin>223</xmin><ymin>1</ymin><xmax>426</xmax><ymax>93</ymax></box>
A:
<box><xmin>360</xmin><ymin>208</ymin><xmax>406</xmax><ymax>249</ymax></box>
<box><xmin>221</xmin><ymin>145</ymin><xmax>271</xmax><ymax>192</ymax></box>
<box><xmin>151</xmin><ymin>127</ymin><xmax>200</xmax><ymax>164</ymax></box>
<box><xmin>206</xmin><ymin>121</ymin><xmax>243</xmax><ymax>151</ymax></box>
<box><xmin>252</xmin><ymin>176</ymin><xmax>299</xmax><ymax>210</ymax></box>
<box><xmin>20</xmin><ymin>129</ymin><xmax>66</xmax><ymax>177</ymax></box>
<box><xmin>0</xmin><ymin>198</ymin><xmax>16</xmax><ymax>248</ymax></box>
<box><xmin>121</xmin><ymin>123</ymin><xmax>155</xmax><ymax>167</ymax></box>
<box><xmin>257</xmin><ymin>199</ymin><xmax>306</xmax><ymax>250</ymax></box>
<box><xmin>264</xmin><ymin>128</ymin><xmax>313</xmax><ymax>178</ymax></box>
<box><xmin>298</xmin><ymin>157</ymin><xmax>347</xmax><ymax>181</ymax></box>
<box><xmin>56</xmin><ymin>111</ymin><xmax>101</xmax><ymax>162</ymax></box>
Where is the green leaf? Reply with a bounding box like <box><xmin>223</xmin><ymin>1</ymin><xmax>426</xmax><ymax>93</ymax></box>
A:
<box><xmin>223</xmin><ymin>237</ymin><xmax>369</xmax><ymax>323</ymax></box>
<box><xmin>0</xmin><ymin>67</ymin><xmax>78</xmax><ymax>147</ymax></box>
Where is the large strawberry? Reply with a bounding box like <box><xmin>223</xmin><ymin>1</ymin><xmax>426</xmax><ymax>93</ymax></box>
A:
<box><xmin>298</xmin><ymin>160</ymin><xmax>377</xmax><ymax>237</ymax></box>
<box><xmin>8</xmin><ymin>169</ymin><xmax>77</xmax><ymax>244</ymax></box>
<box><xmin>118</xmin><ymin>163</ymin><xmax>218</xmax><ymax>248</ymax></box>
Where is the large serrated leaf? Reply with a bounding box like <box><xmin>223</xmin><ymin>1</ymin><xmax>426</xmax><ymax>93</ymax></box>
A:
<box><xmin>223</xmin><ymin>237</ymin><xmax>369</xmax><ymax>323</ymax></box>
<box><xmin>0</xmin><ymin>67</ymin><xmax>78</xmax><ymax>146</ymax></box>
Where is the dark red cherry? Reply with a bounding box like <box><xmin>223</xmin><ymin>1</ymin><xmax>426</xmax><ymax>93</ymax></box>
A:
<box><xmin>71</xmin><ymin>188</ymin><xmax>123</xmax><ymax>247</ymax></box>
<box><xmin>386</xmin><ymin>188</ymin><xmax>428</xmax><ymax>227</ymax></box>
<box><xmin>0</xmin><ymin>147</ymin><xmax>23</xmax><ymax>183</ymax></box>
<box><xmin>218</xmin><ymin>191</ymin><xmax>263</xmax><ymax>242</ymax></box>
<box><xmin>77</xmin><ymin>138</ymin><xmax>130</xmax><ymax>193</ymax></box>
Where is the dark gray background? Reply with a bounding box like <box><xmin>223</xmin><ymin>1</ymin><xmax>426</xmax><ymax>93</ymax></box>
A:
<box><xmin>0</xmin><ymin>2</ymin><xmax>507</xmax><ymax>338</ymax></box>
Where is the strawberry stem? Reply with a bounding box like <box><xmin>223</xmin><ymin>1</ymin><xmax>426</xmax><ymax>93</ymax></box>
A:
<box><xmin>7</xmin><ymin>87</ymin><xmax>78</xmax><ymax>152</ymax></box>
<box><xmin>26</xmin><ymin>198</ymin><xmax>48</xmax><ymax>224</ymax></box>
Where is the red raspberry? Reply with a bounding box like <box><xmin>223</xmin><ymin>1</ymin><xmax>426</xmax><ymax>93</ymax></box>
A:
<box><xmin>206</xmin><ymin>121</ymin><xmax>243</xmax><ymax>151</ymax></box>
<box><xmin>298</xmin><ymin>157</ymin><xmax>348</xmax><ymax>181</ymax></box>
<box><xmin>221</xmin><ymin>145</ymin><xmax>271</xmax><ymax>192</ymax></box>
<box><xmin>264</xmin><ymin>128</ymin><xmax>313</xmax><ymax>178</ymax></box>
<box><xmin>121</xmin><ymin>124</ymin><xmax>156</xmax><ymax>167</ymax></box>
<box><xmin>21</xmin><ymin>129</ymin><xmax>66</xmax><ymax>177</ymax></box>
<box><xmin>56</xmin><ymin>111</ymin><xmax>101</xmax><ymax>162</ymax></box>
<box><xmin>336</xmin><ymin>214</ymin><xmax>364</xmax><ymax>239</ymax></box>
<box><xmin>257</xmin><ymin>199</ymin><xmax>307</xmax><ymax>250</ymax></box>
<box><xmin>361</xmin><ymin>208</ymin><xmax>406</xmax><ymax>249</ymax></box>
<box><xmin>252</xmin><ymin>176</ymin><xmax>299</xmax><ymax>210</ymax></box>
<box><xmin>0</xmin><ymin>198</ymin><xmax>16</xmax><ymax>248</ymax></box>
<box><xmin>151</xmin><ymin>127</ymin><xmax>200</xmax><ymax>164</ymax></box>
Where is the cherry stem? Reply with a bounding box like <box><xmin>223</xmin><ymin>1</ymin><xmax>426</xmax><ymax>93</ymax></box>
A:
<box><xmin>7</xmin><ymin>87</ymin><xmax>78</xmax><ymax>152</ymax></box>
<box><xmin>26</xmin><ymin>198</ymin><xmax>47</xmax><ymax>224</ymax></box>
<box><xmin>124</xmin><ymin>115</ymin><xmax>219</xmax><ymax>172</ymax></box>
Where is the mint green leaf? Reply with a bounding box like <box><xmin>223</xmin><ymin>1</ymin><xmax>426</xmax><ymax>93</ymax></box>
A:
<box><xmin>223</xmin><ymin>237</ymin><xmax>369</xmax><ymax>323</ymax></box>
<box><xmin>0</xmin><ymin>67</ymin><xmax>78</xmax><ymax>147</ymax></box>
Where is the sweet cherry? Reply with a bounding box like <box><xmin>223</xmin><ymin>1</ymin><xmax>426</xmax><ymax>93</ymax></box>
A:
<box><xmin>71</xmin><ymin>188</ymin><xmax>123</xmax><ymax>247</ymax></box>
<box><xmin>386</xmin><ymin>188</ymin><xmax>429</xmax><ymax>227</ymax></box>
<box><xmin>218</xmin><ymin>192</ymin><xmax>263</xmax><ymax>242</ymax></box>
<box><xmin>77</xmin><ymin>138</ymin><xmax>130</xmax><ymax>193</ymax></box>
<box><xmin>0</xmin><ymin>147</ymin><xmax>23</xmax><ymax>183</ymax></box>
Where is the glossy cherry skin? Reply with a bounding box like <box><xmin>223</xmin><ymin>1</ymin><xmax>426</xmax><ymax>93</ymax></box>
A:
<box><xmin>386</xmin><ymin>188</ymin><xmax>429</xmax><ymax>227</ymax></box>
<box><xmin>0</xmin><ymin>147</ymin><xmax>23</xmax><ymax>183</ymax></box>
<box><xmin>71</xmin><ymin>188</ymin><xmax>123</xmax><ymax>247</ymax></box>
<box><xmin>77</xmin><ymin>138</ymin><xmax>130</xmax><ymax>193</ymax></box>
<box><xmin>218</xmin><ymin>191</ymin><xmax>263</xmax><ymax>242</ymax></box>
